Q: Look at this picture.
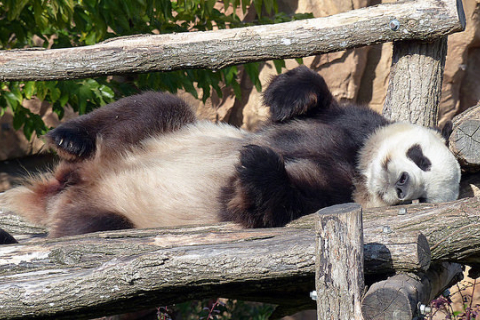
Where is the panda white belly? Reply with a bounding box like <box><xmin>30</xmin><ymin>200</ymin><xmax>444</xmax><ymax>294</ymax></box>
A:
<box><xmin>90</xmin><ymin>121</ymin><xmax>249</xmax><ymax>228</ymax></box>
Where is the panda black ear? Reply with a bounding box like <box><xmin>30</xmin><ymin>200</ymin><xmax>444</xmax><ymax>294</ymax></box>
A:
<box><xmin>263</xmin><ymin>65</ymin><xmax>335</xmax><ymax>123</ymax></box>
<box><xmin>441</xmin><ymin>120</ymin><xmax>454</xmax><ymax>142</ymax></box>
<box><xmin>431</xmin><ymin>120</ymin><xmax>454</xmax><ymax>146</ymax></box>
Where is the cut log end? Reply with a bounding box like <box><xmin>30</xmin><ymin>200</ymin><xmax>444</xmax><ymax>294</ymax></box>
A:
<box><xmin>450</xmin><ymin>117</ymin><xmax>480</xmax><ymax>172</ymax></box>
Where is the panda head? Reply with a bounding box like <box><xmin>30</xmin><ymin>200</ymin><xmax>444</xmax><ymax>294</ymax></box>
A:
<box><xmin>357</xmin><ymin>122</ymin><xmax>461</xmax><ymax>207</ymax></box>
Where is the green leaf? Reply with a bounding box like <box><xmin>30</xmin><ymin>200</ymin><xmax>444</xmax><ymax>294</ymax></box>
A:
<box><xmin>273</xmin><ymin>60</ymin><xmax>285</xmax><ymax>74</ymax></box>
<box><xmin>206</xmin><ymin>0</ymin><xmax>216</xmax><ymax>15</ymax></box>
<box><xmin>7</xmin><ymin>0</ymin><xmax>30</xmax><ymax>21</ymax></box>
<box><xmin>59</xmin><ymin>92</ymin><xmax>69</xmax><ymax>107</ymax></box>
<box><xmin>223</xmin><ymin>66</ymin><xmax>238</xmax><ymax>85</ymax></box>
<box><xmin>253</xmin><ymin>0</ymin><xmax>263</xmax><ymax>17</ymax></box>
<box><xmin>49</xmin><ymin>87</ymin><xmax>61</xmax><ymax>103</ymax></box>
<box><xmin>12</xmin><ymin>111</ymin><xmax>25</xmax><ymax>130</ymax></box>
<box><xmin>23</xmin><ymin>81</ymin><xmax>36</xmax><ymax>99</ymax></box>
<box><xmin>263</xmin><ymin>0</ymin><xmax>275</xmax><ymax>15</ymax></box>
<box><xmin>10</xmin><ymin>83</ymin><xmax>24</xmax><ymax>103</ymax></box>
<box><xmin>4</xmin><ymin>91</ymin><xmax>21</xmax><ymax>110</ymax></box>
<box><xmin>244</xmin><ymin>62</ymin><xmax>262</xmax><ymax>92</ymax></box>
<box><xmin>84</xmin><ymin>31</ymin><xmax>97</xmax><ymax>45</ymax></box>
<box><xmin>36</xmin><ymin>82</ymin><xmax>48</xmax><ymax>101</ymax></box>
<box><xmin>99</xmin><ymin>85</ymin><xmax>115</xmax><ymax>100</ymax></box>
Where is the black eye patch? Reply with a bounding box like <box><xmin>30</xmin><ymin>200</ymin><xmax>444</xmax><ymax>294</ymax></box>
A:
<box><xmin>406</xmin><ymin>144</ymin><xmax>431</xmax><ymax>171</ymax></box>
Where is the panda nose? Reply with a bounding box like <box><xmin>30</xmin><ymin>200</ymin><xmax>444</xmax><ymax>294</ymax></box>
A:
<box><xmin>396</xmin><ymin>172</ymin><xmax>409</xmax><ymax>199</ymax></box>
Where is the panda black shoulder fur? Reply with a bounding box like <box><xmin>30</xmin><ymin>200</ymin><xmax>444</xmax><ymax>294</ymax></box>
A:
<box><xmin>0</xmin><ymin>66</ymin><xmax>461</xmax><ymax>238</ymax></box>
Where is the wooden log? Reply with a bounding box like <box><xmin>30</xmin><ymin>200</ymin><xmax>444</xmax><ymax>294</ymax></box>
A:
<box><xmin>0</xmin><ymin>211</ymin><xmax>431</xmax><ymax>320</ymax></box>
<box><xmin>315</xmin><ymin>203</ymin><xmax>364</xmax><ymax>320</ymax></box>
<box><xmin>0</xmin><ymin>210</ymin><xmax>431</xmax><ymax>274</ymax></box>
<box><xmin>449</xmin><ymin>104</ymin><xmax>480</xmax><ymax>172</ymax></box>
<box><xmin>364</xmin><ymin>229</ymin><xmax>431</xmax><ymax>274</ymax></box>
<box><xmin>361</xmin><ymin>197</ymin><xmax>480</xmax><ymax>265</ymax></box>
<box><xmin>7</xmin><ymin>194</ymin><xmax>480</xmax><ymax>320</ymax></box>
<box><xmin>0</xmin><ymin>0</ymin><xmax>465</xmax><ymax>81</ymax></box>
<box><xmin>382</xmin><ymin>37</ymin><xmax>448</xmax><ymax>127</ymax></box>
<box><xmin>0</xmin><ymin>208</ymin><xmax>47</xmax><ymax>242</ymax></box>
<box><xmin>0</xmin><ymin>225</ymin><xmax>316</xmax><ymax>320</ymax></box>
<box><xmin>362</xmin><ymin>262</ymin><xmax>463</xmax><ymax>320</ymax></box>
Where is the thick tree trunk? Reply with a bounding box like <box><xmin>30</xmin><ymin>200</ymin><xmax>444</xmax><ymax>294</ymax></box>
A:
<box><xmin>0</xmin><ymin>0</ymin><xmax>465</xmax><ymax>81</ymax></box>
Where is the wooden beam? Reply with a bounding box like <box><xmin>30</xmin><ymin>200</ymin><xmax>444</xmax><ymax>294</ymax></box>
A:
<box><xmin>362</xmin><ymin>262</ymin><xmax>463</xmax><ymax>319</ymax></box>
<box><xmin>382</xmin><ymin>37</ymin><xmax>448</xmax><ymax>127</ymax></box>
<box><xmin>0</xmin><ymin>0</ymin><xmax>465</xmax><ymax>81</ymax></box>
<box><xmin>0</xmin><ymin>210</ymin><xmax>430</xmax><ymax>320</ymax></box>
<box><xmin>315</xmin><ymin>203</ymin><xmax>364</xmax><ymax>319</ymax></box>
<box><xmin>7</xmin><ymin>194</ymin><xmax>480</xmax><ymax>319</ymax></box>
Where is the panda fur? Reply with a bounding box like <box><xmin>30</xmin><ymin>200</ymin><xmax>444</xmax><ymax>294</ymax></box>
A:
<box><xmin>0</xmin><ymin>66</ymin><xmax>461</xmax><ymax>238</ymax></box>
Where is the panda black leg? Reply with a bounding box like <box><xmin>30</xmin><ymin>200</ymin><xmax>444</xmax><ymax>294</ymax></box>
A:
<box><xmin>263</xmin><ymin>65</ymin><xmax>336</xmax><ymax>122</ymax></box>
<box><xmin>220</xmin><ymin>145</ymin><xmax>303</xmax><ymax>228</ymax></box>
<box><xmin>46</xmin><ymin>125</ymin><xmax>96</xmax><ymax>161</ymax></box>
<box><xmin>0</xmin><ymin>228</ymin><xmax>17</xmax><ymax>244</ymax></box>
<box><xmin>49</xmin><ymin>208</ymin><xmax>135</xmax><ymax>238</ymax></box>
<box><xmin>46</xmin><ymin>92</ymin><xmax>196</xmax><ymax>161</ymax></box>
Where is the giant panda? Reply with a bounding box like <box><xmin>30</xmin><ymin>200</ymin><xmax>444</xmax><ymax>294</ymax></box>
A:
<box><xmin>0</xmin><ymin>66</ymin><xmax>461</xmax><ymax>238</ymax></box>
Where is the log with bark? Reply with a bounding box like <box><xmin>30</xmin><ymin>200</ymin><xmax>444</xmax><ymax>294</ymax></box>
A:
<box><xmin>382</xmin><ymin>37</ymin><xmax>448</xmax><ymax>127</ymax></box>
<box><xmin>0</xmin><ymin>0</ymin><xmax>465</xmax><ymax>81</ymax></box>
<box><xmin>450</xmin><ymin>104</ymin><xmax>480</xmax><ymax>173</ymax></box>
<box><xmin>362</xmin><ymin>262</ymin><xmax>463</xmax><ymax>320</ymax></box>
<box><xmin>2</xmin><ymin>197</ymin><xmax>480</xmax><ymax>319</ymax></box>
<box><xmin>0</xmin><ymin>214</ymin><xmax>429</xmax><ymax>319</ymax></box>
<box><xmin>315</xmin><ymin>204</ymin><xmax>364</xmax><ymax>320</ymax></box>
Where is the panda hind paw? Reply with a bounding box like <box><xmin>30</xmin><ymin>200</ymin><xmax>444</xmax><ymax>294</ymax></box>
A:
<box><xmin>46</xmin><ymin>127</ymin><xmax>95</xmax><ymax>161</ymax></box>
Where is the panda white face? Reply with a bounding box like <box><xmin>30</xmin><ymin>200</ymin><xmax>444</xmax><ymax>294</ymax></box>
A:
<box><xmin>358</xmin><ymin>123</ymin><xmax>461</xmax><ymax>207</ymax></box>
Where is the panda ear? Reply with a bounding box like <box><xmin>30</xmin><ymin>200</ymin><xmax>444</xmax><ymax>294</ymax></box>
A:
<box><xmin>441</xmin><ymin>120</ymin><xmax>454</xmax><ymax>142</ymax></box>
<box><xmin>431</xmin><ymin>120</ymin><xmax>453</xmax><ymax>146</ymax></box>
<box><xmin>263</xmin><ymin>66</ymin><xmax>335</xmax><ymax>123</ymax></box>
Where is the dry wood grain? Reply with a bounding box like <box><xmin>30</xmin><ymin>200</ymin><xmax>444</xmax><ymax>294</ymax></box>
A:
<box><xmin>0</xmin><ymin>0</ymin><xmax>465</xmax><ymax>81</ymax></box>
<box><xmin>315</xmin><ymin>204</ymin><xmax>364</xmax><ymax>320</ymax></box>
<box><xmin>450</xmin><ymin>104</ymin><xmax>480</xmax><ymax>172</ymax></box>
<box><xmin>2</xmin><ymin>196</ymin><xmax>480</xmax><ymax>319</ymax></box>
<box><xmin>383</xmin><ymin>37</ymin><xmax>448</xmax><ymax>127</ymax></box>
<box><xmin>0</xmin><ymin>206</ymin><xmax>432</xmax><ymax>320</ymax></box>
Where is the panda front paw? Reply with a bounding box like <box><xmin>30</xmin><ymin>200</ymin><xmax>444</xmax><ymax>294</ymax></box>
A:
<box><xmin>237</xmin><ymin>145</ymin><xmax>287</xmax><ymax>201</ymax></box>
<box><xmin>221</xmin><ymin>144</ymin><xmax>295</xmax><ymax>228</ymax></box>
<box><xmin>46</xmin><ymin>126</ymin><xmax>95</xmax><ymax>161</ymax></box>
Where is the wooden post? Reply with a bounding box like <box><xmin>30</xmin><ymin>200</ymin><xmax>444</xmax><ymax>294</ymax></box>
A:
<box><xmin>362</xmin><ymin>262</ymin><xmax>463</xmax><ymax>320</ymax></box>
<box><xmin>382</xmin><ymin>37</ymin><xmax>448</xmax><ymax>127</ymax></box>
<box><xmin>382</xmin><ymin>0</ymin><xmax>465</xmax><ymax>127</ymax></box>
<box><xmin>315</xmin><ymin>203</ymin><xmax>364</xmax><ymax>320</ymax></box>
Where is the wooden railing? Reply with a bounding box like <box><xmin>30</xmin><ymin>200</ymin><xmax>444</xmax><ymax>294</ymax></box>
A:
<box><xmin>0</xmin><ymin>0</ymin><xmax>468</xmax><ymax>319</ymax></box>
